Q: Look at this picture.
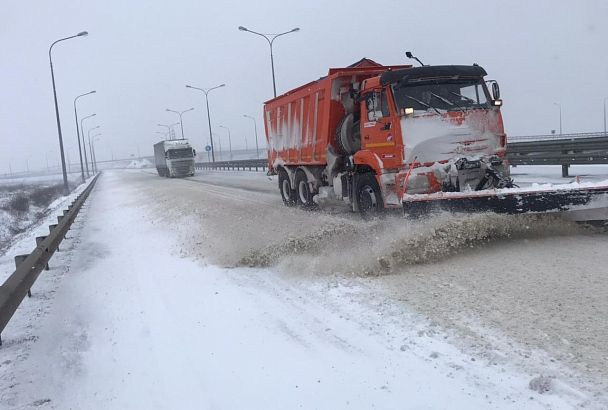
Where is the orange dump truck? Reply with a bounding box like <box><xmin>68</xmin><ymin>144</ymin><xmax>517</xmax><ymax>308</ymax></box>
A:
<box><xmin>264</xmin><ymin>59</ymin><xmax>608</xmax><ymax>218</ymax></box>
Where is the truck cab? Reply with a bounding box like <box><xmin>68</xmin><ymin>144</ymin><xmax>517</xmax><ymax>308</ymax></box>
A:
<box><xmin>351</xmin><ymin>65</ymin><xmax>508</xmax><ymax>207</ymax></box>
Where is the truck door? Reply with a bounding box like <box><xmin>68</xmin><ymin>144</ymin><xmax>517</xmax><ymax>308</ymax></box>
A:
<box><xmin>361</xmin><ymin>89</ymin><xmax>400</xmax><ymax>168</ymax></box>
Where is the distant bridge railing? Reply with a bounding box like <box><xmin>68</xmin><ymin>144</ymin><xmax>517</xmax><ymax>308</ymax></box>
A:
<box><xmin>195</xmin><ymin>159</ymin><xmax>268</xmax><ymax>172</ymax></box>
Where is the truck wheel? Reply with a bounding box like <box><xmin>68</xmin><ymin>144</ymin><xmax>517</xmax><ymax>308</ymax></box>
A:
<box><xmin>295</xmin><ymin>170</ymin><xmax>315</xmax><ymax>209</ymax></box>
<box><xmin>278</xmin><ymin>168</ymin><xmax>296</xmax><ymax>206</ymax></box>
<box><xmin>355</xmin><ymin>173</ymin><xmax>383</xmax><ymax>216</ymax></box>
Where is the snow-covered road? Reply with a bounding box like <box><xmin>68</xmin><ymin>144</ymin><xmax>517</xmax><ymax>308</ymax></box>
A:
<box><xmin>1</xmin><ymin>168</ymin><xmax>607</xmax><ymax>409</ymax></box>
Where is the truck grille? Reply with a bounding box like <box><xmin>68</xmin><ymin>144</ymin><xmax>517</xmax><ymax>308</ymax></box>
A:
<box><xmin>171</xmin><ymin>160</ymin><xmax>194</xmax><ymax>176</ymax></box>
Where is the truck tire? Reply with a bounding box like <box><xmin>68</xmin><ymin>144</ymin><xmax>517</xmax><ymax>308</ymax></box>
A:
<box><xmin>336</xmin><ymin>113</ymin><xmax>361</xmax><ymax>155</ymax></box>
<box><xmin>278</xmin><ymin>168</ymin><xmax>296</xmax><ymax>206</ymax></box>
<box><xmin>355</xmin><ymin>173</ymin><xmax>383</xmax><ymax>216</ymax></box>
<box><xmin>295</xmin><ymin>169</ymin><xmax>315</xmax><ymax>209</ymax></box>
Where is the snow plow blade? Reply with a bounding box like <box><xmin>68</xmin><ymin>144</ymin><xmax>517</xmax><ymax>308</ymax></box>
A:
<box><xmin>402</xmin><ymin>183</ymin><xmax>608</xmax><ymax>223</ymax></box>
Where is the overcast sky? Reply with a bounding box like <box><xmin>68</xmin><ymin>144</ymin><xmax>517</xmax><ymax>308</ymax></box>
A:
<box><xmin>1</xmin><ymin>0</ymin><xmax>607</xmax><ymax>174</ymax></box>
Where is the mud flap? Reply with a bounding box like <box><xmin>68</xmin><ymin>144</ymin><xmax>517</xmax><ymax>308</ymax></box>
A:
<box><xmin>403</xmin><ymin>185</ymin><xmax>608</xmax><ymax>222</ymax></box>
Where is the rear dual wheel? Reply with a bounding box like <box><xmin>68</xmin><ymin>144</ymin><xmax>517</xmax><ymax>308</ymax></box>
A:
<box><xmin>278</xmin><ymin>168</ymin><xmax>296</xmax><ymax>206</ymax></box>
<box><xmin>295</xmin><ymin>170</ymin><xmax>315</xmax><ymax>209</ymax></box>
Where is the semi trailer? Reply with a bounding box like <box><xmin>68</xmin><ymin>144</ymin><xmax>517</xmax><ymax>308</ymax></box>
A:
<box><xmin>263</xmin><ymin>59</ymin><xmax>608</xmax><ymax>220</ymax></box>
<box><xmin>154</xmin><ymin>139</ymin><xmax>196</xmax><ymax>178</ymax></box>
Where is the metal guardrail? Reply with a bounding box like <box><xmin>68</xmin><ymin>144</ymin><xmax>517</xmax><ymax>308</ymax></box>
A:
<box><xmin>193</xmin><ymin>135</ymin><xmax>608</xmax><ymax>178</ymax></box>
<box><xmin>0</xmin><ymin>174</ymin><xmax>100</xmax><ymax>345</ymax></box>
<box><xmin>507</xmin><ymin>136</ymin><xmax>608</xmax><ymax>176</ymax></box>
<box><xmin>508</xmin><ymin>131</ymin><xmax>608</xmax><ymax>142</ymax></box>
<box><xmin>195</xmin><ymin>159</ymin><xmax>268</xmax><ymax>172</ymax></box>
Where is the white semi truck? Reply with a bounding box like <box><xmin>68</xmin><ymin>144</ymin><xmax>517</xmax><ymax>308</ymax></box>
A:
<box><xmin>153</xmin><ymin>140</ymin><xmax>196</xmax><ymax>177</ymax></box>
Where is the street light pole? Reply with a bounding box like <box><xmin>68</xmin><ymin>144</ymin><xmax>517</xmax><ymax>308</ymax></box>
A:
<box><xmin>157</xmin><ymin>123</ymin><xmax>179</xmax><ymax>139</ymax></box>
<box><xmin>166</xmin><ymin>108</ymin><xmax>194</xmax><ymax>140</ymax></box>
<box><xmin>604</xmin><ymin>97</ymin><xmax>608</xmax><ymax>137</ymax></box>
<box><xmin>80</xmin><ymin>113</ymin><xmax>96</xmax><ymax>177</ymax></box>
<box><xmin>73</xmin><ymin>90</ymin><xmax>96</xmax><ymax>183</ymax></box>
<box><xmin>91</xmin><ymin>134</ymin><xmax>101</xmax><ymax>173</ymax></box>
<box><xmin>238</xmin><ymin>26</ymin><xmax>300</xmax><ymax>98</ymax></box>
<box><xmin>87</xmin><ymin>126</ymin><xmax>100</xmax><ymax>173</ymax></box>
<box><xmin>186</xmin><ymin>84</ymin><xmax>225</xmax><ymax>163</ymax></box>
<box><xmin>92</xmin><ymin>142</ymin><xmax>97</xmax><ymax>173</ymax></box>
<box><xmin>553</xmin><ymin>102</ymin><xmax>569</xmax><ymax>177</ymax></box>
<box><xmin>212</xmin><ymin>132</ymin><xmax>223</xmax><ymax>160</ymax></box>
<box><xmin>49</xmin><ymin>31</ymin><xmax>88</xmax><ymax>194</ymax></box>
<box><xmin>553</xmin><ymin>102</ymin><xmax>562</xmax><ymax>135</ymax></box>
<box><xmin>243</xmin><ymin>114</ymin><xmax>260</xmax><ymax>159</ymax></box>
<box><xmin>219</xmin><ymin>125</ymin><xmax>232</xmax><ymax>161</ymax></box>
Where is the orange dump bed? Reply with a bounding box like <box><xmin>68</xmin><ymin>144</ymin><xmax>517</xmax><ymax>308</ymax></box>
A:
<box><xmin>263</xmin><ymin>65</ymin><xmax>409</xmax><ymax>170</ymax></box>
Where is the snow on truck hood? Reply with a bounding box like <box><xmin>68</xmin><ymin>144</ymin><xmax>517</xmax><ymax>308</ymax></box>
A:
<box><xmin>400</xmin><ymin>111</ymin><xmax>502</xmax><ymax>164</ymax></box>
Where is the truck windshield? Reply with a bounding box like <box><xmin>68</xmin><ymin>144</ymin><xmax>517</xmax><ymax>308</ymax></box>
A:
<box><xmin>392</xmin><ymin>80</ymin><xmax>489</xmax><ymax>113</ymax></box>
<box><xmin>167</xmin><ymin>148</ymin><xmax>193</xmax><ymax>159</ymax></box>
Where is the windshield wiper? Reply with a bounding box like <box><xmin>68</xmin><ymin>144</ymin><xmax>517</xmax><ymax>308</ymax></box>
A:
<box><xmin>430</xmin><ymin>93</ymin><xmax>465</xmax><ymax>113</ymax></box>
<box><xmin>404</xmin><ymin>95</ymin><xmax>441</xmax><ymax>115</ymax></box>
<box><xmin>450</xmin><ymin>91</ymin><xmax>477</xmax><ymax>104</ymax></box>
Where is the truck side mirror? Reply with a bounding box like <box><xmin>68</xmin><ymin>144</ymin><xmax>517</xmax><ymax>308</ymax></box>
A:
<box><xmin>491</xmin><ymin>82</ymin><xmax>500</xmax><ymax>100</ymax></box>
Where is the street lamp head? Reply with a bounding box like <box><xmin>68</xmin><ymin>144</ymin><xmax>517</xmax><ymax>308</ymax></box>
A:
<box><xmin>219</xmin><ymin>83</ymin><xmax>226</xmax><ymax>88</ymax></box>
<box><xmin>291</xmin><ymin>27</ymin><xmax>300</xmax><ymax>32</ymax></box>
<box><xmin>185</xmin><ymin>85</ymin><xmax>192</xmax><ymax>88</ymax></box>
<box><xmin>90</xmin><ymin>90</ymin><xmax>96</xmax><ymax>94</ymax></box>
<box><xmin>77</xmin><ymin>31</ymin><xmax>88</xmax><ymax>37</ymax></box>
<box><xmin>238</xmin><ymin>26</ymin><xmax>248</xmax><ymax>31</ymax></box>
